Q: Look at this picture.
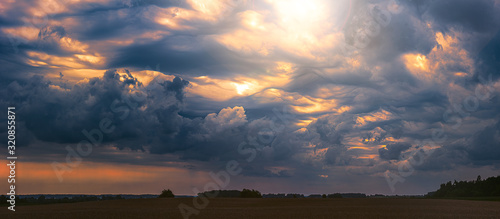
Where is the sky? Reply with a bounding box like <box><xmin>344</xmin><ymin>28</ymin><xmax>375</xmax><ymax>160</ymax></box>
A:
<box><xmin>0</xmin><ymin>0</ymin><xmax>500</xmax><ymax>196</ymax></box>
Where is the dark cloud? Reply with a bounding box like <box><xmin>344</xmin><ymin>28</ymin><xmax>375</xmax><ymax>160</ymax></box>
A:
<box><xmin>467</xmin><ymin>120</ymin><xmax>500</xmax><ymax>162</ymax></box>
<box><xmin>38</xmin><ymin>26</ymin><xmax>66</xmax><ymax>40</ymax></box>
<box><xmin>425</xmin><ymin>0</ymin><xmax>500</xmax><ymax>33</ymax></box>
<box><xmin>1</xmin><ymin>70</ymin><xmax>142</xmax><ymax>143</ymax></box>
<box><xmin>107</xmin><ymin>36</ymin><xmax>265</xmax><ymax>77</ymax></box>
<box><xmin>72</xmin><ymin>7</ymin><xmax>149</xmax><ymax>41</ymax></box>
<box><xmin>378</xmin><ymin>142</ymin><xmax>412</xmax><ymax>160</ymax></box>
<box><xmin>475</xmin><ymin>29</ymin><xmax>500</xmax><ymax>81</ymax></box>
<box><xmin>0</xmin><ymin>70</ymin><xmax>303</xmax><ymax>176</ymax></box>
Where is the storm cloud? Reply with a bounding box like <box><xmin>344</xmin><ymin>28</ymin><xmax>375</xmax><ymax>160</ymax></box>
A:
<box><xmin>1</xmin><ymin>0</ymin><xmax>500</xmax><ymax>195</ymax></box>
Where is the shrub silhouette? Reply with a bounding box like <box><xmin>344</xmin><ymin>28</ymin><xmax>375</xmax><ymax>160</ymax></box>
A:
<box><xmin>158</xmin><ymin>189</ymin><xmax>175</xmax><ymax>198</ymax></box>
<box><xmin>240</xmin><ymin>189</ymin><xmax>262</xmax><ymax>198</ymax></box>
<box><xmin>38</xmin><ymin>195</ymin><xmax>46</xmax><ymax>202</ymax></box>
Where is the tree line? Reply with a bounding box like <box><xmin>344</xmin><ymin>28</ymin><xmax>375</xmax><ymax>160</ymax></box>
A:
<box><xmin>0</xmin><ymin>195</ymin><xmax>124</xmax><ymax>205</ymax></box>
<box><xmin>196</xmin><ymin>189</ymin><xmax>263</xmax><ymax>198</ymax></box>
<box><xmin>428</xmin><ymin>175</ymin><xmax>500</xmax><ymax>197</ymax></box>
<box><xmin>159</xmin><ymin>189</ymin><xmax>263</xmax><ymax>198</ymax></box>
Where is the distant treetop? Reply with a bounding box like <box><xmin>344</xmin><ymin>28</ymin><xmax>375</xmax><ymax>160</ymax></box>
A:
<box><xmin>159</xmin><ymin>189</ymin><xmax>175</xmax><ymax>198</ymax></box>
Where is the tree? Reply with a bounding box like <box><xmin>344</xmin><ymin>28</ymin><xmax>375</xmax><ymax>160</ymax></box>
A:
<box><xmin>322</xmin><ymin>194</ymin><xmax>327</xmax><ymax>198</ymax></box>
<box><xmin>159</xmin><ymin>189</ymin><xmax>175</xmax><ymax>198</ymax></box>
<box><xmin>240</xmin><ymin>189</ymin><xmax>262</xmax><ymax>198</ymax></box>
<box><xmin>38</xmin><ymin>195</ymin><xmax>46</xmax><ymax>202</ymax></box>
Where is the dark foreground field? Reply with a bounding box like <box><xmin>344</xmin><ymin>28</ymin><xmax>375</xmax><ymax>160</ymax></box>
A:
<box><xmin>2</xmin><ymin>198</ymin><xmax>500</xmax><ymax>219</ymax></box>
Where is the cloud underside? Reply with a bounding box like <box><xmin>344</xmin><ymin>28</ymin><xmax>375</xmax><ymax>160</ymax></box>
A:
<box><xmin>1</xmin><ymin>0</ymin><xmax>500</xmax><ymax>194</ymax></box>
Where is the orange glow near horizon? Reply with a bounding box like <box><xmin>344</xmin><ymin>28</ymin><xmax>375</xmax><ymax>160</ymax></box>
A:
<box><xmin>0</xmin><ymin>161</ymin><xmax>207</xmax><ymax>195</ymax></box>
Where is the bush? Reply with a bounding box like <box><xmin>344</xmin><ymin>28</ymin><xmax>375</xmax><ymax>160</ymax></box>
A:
<box><xmin>240</xmin><ymin>189</ymin><xmax>262</xmax><ymax>198</ymax></box>
<box><xmin>38</xmin><ymin>195</ymin><xmax>46</xmax><ymax>202</ymax></box>
<box><xmin>159</xmin><ymin>189</ymin><xmax>175</xmax><ymax>198</ymax></box>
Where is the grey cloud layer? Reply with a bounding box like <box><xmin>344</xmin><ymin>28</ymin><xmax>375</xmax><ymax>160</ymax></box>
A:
<box><xmin>1</xmin><ymin>0</ymin><xmax>500</xmax><ymax>194</ymax></box>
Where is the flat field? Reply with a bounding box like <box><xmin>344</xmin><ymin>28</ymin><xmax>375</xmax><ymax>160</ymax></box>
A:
<box><xmin>1</xmin><ymin>198</ymin><xmax>500</xmax><ymax>219</ymax></box>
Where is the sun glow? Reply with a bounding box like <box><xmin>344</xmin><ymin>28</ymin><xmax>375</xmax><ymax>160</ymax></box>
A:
<box><xmin>233</xmin><ymin>82</ymin><xmax>251</xmax><ymax>95</ymax></box>
<box><xmin>271</xmin><ymin>0</ymin><xmax>323</xmax><ymax>23</ymax></box>
<box><xmin>268</xmin><ymin>0</ymin><xmax>351</xmax><ymax>31</ymax></box>
<box><xmin>269</xmin><ymin>0</ymin><xmax>329</xmax><ymax>35</ymax></box>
